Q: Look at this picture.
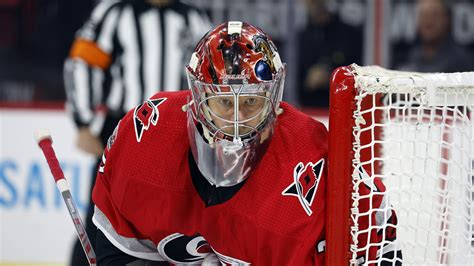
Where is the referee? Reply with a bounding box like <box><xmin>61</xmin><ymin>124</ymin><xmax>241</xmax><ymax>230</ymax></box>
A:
<box><xmin>63</xmin><ymin>0</ymin><xmax>211</xmax><ymax>265</ymax></box>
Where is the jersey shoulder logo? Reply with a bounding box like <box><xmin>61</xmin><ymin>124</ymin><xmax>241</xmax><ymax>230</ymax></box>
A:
<box><xmin>133</xmin><ymin>97</ymin><xmax>167</xmax><ymax>142</ymax></box>
<box><xmin>282</xmin><ymin>159</ymin><xmax>324</xmax><ymax>216</ymax></box>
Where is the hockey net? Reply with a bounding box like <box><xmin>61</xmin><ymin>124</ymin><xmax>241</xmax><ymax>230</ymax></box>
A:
<box><xmin>327</xmin><ymin>64</ymin><xmax>474</xmax><ymax>265</ymax></box>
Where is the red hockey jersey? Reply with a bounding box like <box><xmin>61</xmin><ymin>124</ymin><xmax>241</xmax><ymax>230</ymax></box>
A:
<box><xmin>92</xmin><ymin>90</ymin><xmax>328</xmax><ymax>265</ymax></box>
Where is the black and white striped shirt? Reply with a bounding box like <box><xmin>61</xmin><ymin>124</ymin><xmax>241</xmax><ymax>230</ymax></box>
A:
<box><xmin>64</xmin><ymin>0</ymin><xmax>211</xmax><ymax>127</ymax></box>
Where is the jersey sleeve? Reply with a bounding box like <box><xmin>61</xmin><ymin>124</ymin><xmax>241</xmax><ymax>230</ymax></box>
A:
<box><xmin>92</xmin><ymin>112</ymin><xmax>166</xmax><ymax>262</ymax></box>
<box><xmin>63</xmin><ymin>0</ymin><xmax>121</xmax><ymax>127</ymax></box>
<box><xmin>282</xmin><ymin>114</ymin><xmax>328</xmax><ymax>266</ymax></box>
<box><xmin>355</xmin><ymin>167</ymin><xmax>403</xmax><ymax>265</ymax></box>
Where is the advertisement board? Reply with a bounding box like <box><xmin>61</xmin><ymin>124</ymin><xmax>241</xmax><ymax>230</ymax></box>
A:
<box><xmin>0</xmin><ymin>107</ymin><xmax>96</xmax><ymax>265</ymax></box>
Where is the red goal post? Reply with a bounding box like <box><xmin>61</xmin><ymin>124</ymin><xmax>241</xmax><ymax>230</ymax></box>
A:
<box><xmin>327</xmin><ymin>64</ymin><xmax>474</xmax><ymax>265</ymax></box>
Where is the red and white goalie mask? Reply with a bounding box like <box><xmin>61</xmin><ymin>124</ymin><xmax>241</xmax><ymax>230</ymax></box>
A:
<box><xmin>185</xmin><ymin>21</ymin><xmax>286</xmax><ymax>187</ymax></box>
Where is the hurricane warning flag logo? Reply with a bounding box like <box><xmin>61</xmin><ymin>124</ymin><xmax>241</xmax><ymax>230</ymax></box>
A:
<box><xmin>282</xmin><ymin>159</ymin><xmax>324</xmax><ymax>216</ymax></box>
<box><xmin>133</xmin><ymin>98</ymin><xmax>166</xmax><ymax>142</ymax></box>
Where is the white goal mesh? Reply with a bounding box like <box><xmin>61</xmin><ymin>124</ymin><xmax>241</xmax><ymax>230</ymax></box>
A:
<box><xmin>350</xmin><ymin>64</ymin><xmax>474</xmax><ymax>265</ymax></box>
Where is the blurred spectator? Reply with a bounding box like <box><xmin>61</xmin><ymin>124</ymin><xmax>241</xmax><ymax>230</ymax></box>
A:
<box><xmin>32</xmin><ymin>0</ymin><xmax>95</xmax><ymax>66</ymax></box>
<box><xmin>297</xmin><ymin>0</ymin><xmax>362</xmax><ymax>107</ymax></box>
<box><xmin>63</xmin><ymin>0</ymin><xmax>211</xmax><ymax>265</ymax></box>
<box><xmin>395</xmin><ymin>0</ymin><xmax>473</xmax><ymax>73</ymax></box>
<box><xmin>0</xmin><ymin>0</ymin><xmax>94</xmax><ymax>102</ymax></box>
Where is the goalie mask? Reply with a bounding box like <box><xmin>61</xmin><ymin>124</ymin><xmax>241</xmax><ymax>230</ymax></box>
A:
<box><xmin>185</xmin><ymin>21</ymin><xmax>286</xmax><ymax>187</ymax></box>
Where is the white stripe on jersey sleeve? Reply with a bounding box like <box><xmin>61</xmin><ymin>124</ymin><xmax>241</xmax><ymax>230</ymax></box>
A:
<box><xmin>96</xmin><ymin>7</ymin><xmax>120</xmax><ymax>53</ymax></box>
<box><xmin>106</xmin><ymin>63</ymin><xmax>124</xmax><ymax>111</ymax></box>
<box><xmin>188</xmin><ymin>9</ymin><xmax>212</xmax><ymax>42</ymax></box>
<box><xmin>93</xmin><ymin>206</ymin><xmax>166</xmax><ymax>261</ymax></box>
<box><xmin>376</xmin><ymin>241</ymin><xmax>401</xmax><ymax>260</ymax></box>
<box><xmin>118</xmin><ymin>6</ymin><xmax>141</xmax><ymax>111</ymax></box>
<box><xmin>91</xmin><ymin>67</ymin><xmax>104</xmax><ymax>108</ymax></box>
<box><xmin>140</xmin><ymin>9</ymin><xmax>161</xmax><ymax>97</ymax></box>
<box><xmin>163</xmin><ymin>10</ymin><xmax>185</xmax><ymax>92</ymax></box>
<box><xmin>90</xmin><ymin>0</ymin><xmax>120</xmax><ymax>23</ymax></box>
<box><xmin>70</xmin><ymin>59</ymin><xmax>94</xmax><ymax>124</ymax></box>
<box><xmin>79</xmin><ymin>0</ymin><xmax>120</xmax><ymax>41</ymax></box>
<box><xmin>375</xmin><ymin>194</ymin><xmax>391</xmax><ymax>228</ymax></box>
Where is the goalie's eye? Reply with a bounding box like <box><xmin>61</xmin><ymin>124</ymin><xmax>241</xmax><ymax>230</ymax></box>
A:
<box><xmin>244</xmin><ymin>97</ymin><xmax>258</xmax><ymax>106</ymax></box>
<box><xmin>207</xmin><ymin>96</ymin><xmax>234</xmax><ymax>118</ymax></box>
<box><xmin>218</xmin><ymin>97</ymin><xmax>233</xmax><ymax>108</ymax></box>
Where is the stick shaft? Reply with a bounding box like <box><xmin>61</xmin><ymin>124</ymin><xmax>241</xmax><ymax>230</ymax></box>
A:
<box><xmin>38</xmin><ymin>138</ymin><xmax>97</xmax><ymax>266</ymax></box>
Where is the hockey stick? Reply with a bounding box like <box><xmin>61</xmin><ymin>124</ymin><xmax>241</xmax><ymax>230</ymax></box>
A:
<box><xmin>35</xmin><ymin>129</ymin><xmax>97</xmax><ymax>266</ymax></box>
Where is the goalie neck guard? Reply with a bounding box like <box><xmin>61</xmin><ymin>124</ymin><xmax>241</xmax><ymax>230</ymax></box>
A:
<box><xmin>185</xmin><ymin>21</ymin><xmax>286</xmax><ymax>187</ymax></box>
